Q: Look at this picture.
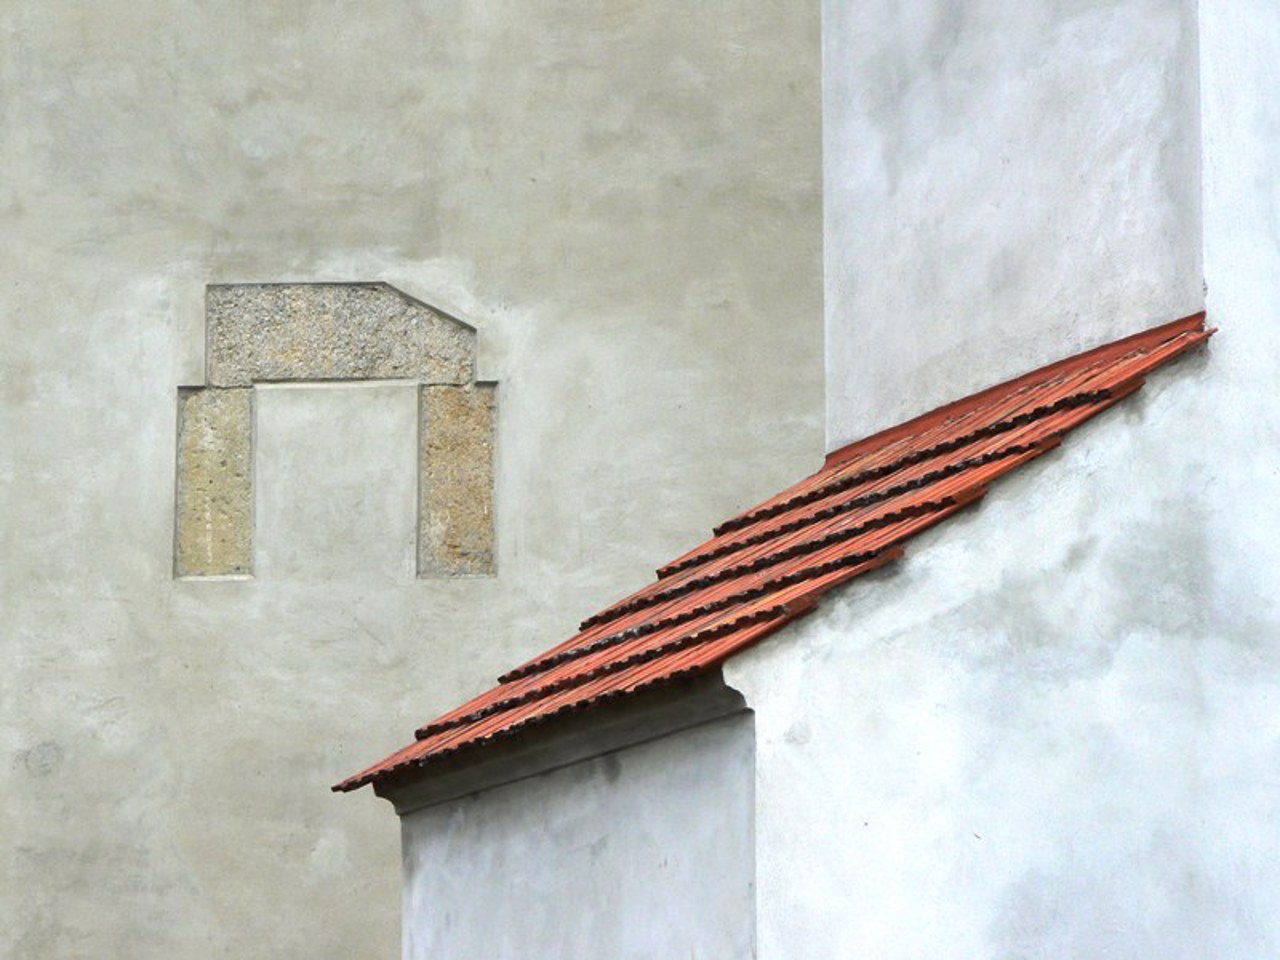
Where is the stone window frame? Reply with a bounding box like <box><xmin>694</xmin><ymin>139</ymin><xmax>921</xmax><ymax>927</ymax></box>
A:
<box><xmin>174</xmin><ymin>282</ymin><xmax>496</xmax><ymax>579</ymax></box>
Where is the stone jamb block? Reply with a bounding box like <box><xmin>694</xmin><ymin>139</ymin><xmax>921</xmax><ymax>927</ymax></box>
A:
<box><xmin>174</xmin><ymin>387</ymin><xmax>254</xmax><ymax>578</ymax></box>
<box><xmin>418</xmin><ymin>383</ymin><xmax>497</xmax><ymax>578</ymax></box>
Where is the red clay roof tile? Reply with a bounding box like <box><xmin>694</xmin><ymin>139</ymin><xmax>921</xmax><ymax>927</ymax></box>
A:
<box><xmin>335</xmin><ymin>312</ymin><xmax>1212</xmax><ymax>793</ymax></box>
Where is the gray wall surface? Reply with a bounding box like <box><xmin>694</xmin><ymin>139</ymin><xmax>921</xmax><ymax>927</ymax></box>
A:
<box><xmin>0</xmin><ymin>4</ymin><xmax>822</xmax><ymax>957</ymax></box>
<box><xmin>400</xmin><ymin>715</ymin><xmax>755</xmax><ymax>960</ymax></box>
<box><xmin>823</xmin><ymin>0</ymin><xmax>1203</xmax><ymax>449</ymax></box>
<box><xmin>726</xmin><ymin>2</ymin><xmax>1280</xmax><ymax>955</ymax></box>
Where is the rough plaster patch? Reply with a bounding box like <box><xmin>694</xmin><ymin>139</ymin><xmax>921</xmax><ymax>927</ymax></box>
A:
<box><xmin>206</xmin><ymin>283</ymin><xmax>473</xmax><ymax>387</ymax></box>
<box><xmin>418</xmin><ymin>384</ymin><xmax>496</xmax><ymax>576</ymax></box>
<box><xmin>175</xmin><ymin>387</ymin><xmax>253</xmax><ymax>577</ymax></box>
<box><xmin>17</xmin><ymin>740</ymin><xmax>65</xmax><ymax>778</ymax></box>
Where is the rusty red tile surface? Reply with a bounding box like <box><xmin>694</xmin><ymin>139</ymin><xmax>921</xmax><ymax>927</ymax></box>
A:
<box><xmin>335</xmin><ymin>313</ymin><xmax>1212</xmax><ymax>793</ymax></box>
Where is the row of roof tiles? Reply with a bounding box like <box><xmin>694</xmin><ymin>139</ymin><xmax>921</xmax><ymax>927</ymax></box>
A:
<box><xmin>337</xmin><ymin>312</ymin><xmax>1212</xmax><ymax>793</ymax></box>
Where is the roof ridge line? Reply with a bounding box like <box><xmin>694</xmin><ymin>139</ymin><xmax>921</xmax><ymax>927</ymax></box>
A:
<box><xmin>668</xmin><ymin>397</ymin><xmax>1101</xmax><ymax>575</ymax></box>
<box><xmin>706</xmin><ymin>323</ymin><xmax>1209</xmax><ymax>545</ymax></box>
<box><xmin>586</xmin><ymin>435</ymin><xmax>1063</xmax><ymax>632</ymax></box>
<box><xmin>502</xmin><ymin>541</ymin><xmax>912</xmax><ymax>685</ymax></box>
<box><xmin>817</xmin><ymin>312</ymin><xmax>1206</xmax><ymax>472</ymax></box>
<box><xmin>415</xmin><ymin>605</ymin><xmax>796</xmax><ymax>740</ymax></box>
<box><xmin>707</xmin><ymin>391</ymin><xmax>1107</xmax><ymax>540</ymax></box>
<box><xmin>608</xmin><ymin>499</ymin><xmax>946</xmax><ymax>621</ymax></box>
<box><xmin>706</xmin><ymin>318</ymin><xmax>1207</xmax><ymax>542</ymax></box>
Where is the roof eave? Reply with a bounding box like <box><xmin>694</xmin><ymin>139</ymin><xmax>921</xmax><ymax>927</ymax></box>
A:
<box><xmin>359</xmin><ymin>672</ymin><xmax>748</xmax><ymax>815</ymax></box>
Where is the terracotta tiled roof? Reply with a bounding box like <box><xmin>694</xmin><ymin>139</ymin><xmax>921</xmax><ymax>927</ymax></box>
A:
<box><xmin>335</xmin><ymin>313</ymin><xmax>1212</xmax><ymax>793</ymax></box>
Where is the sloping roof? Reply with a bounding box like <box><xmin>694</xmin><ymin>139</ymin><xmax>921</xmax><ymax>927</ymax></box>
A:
<box><xmin>335</xmin><ymin>312</ymin><xmax>1211</xmax><ymax>793</ymax></box>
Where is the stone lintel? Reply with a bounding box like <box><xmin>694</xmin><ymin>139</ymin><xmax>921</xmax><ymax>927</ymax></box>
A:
<box><xmin>205</xmin><ymin>283</ymin><xmax>474</xmax><ymax>387</ymax></box>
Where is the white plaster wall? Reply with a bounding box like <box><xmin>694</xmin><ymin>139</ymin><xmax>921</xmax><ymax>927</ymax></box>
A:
<box><xmin>400</xmin><ymin>715</ymin><xmax>755</xmax><ymax>960</ymax></box>
<box><xmin>727</xmin><ymin>5</ymin><xmax>1280</xmax><ymax>944</ymax></box>
<box><xmin>0</xmin><ymin>4</ymin><xmax>821</xmax><ymax>957</ymax></box>
<box><xmin>824</xmin><ymin>0</ymin><xmax>1204</xmax><ymax>449</ymax></box>
<box><xmin>729</xmin><ymin>345</ymin><xmax>1280</xmax><ymax>957</ymax></box>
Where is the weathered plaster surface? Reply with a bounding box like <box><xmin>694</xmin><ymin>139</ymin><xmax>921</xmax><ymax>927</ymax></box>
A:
<box><xmin>0</xmin><ymin>3</ymin><xmax>822</xmax><ymax>957</ymax></box>
<box><xmin>823</xmin><ymin>0</ymin><xmax>1203</xmax><ymax>449</ymax></box>
<box><xmin>726</xmin><ymin>4</ymin><xmax>1280</xmax><ymax>955</ymax></box>
<box><xmin>254</xmin><ymin>383</ymin><xmax>420</xmax><ymax>583</ymax></box>
<box><xmin>206</xmin><ymin>283</ymin><xmax>473</xmax><ymax>387</ymax></box>
<box><xmin>400</xmin><ymin>714</ymin><xmax>755</xmax><ymax>960</ymax></box>
<box><xmin>175</xmin><ymin>387</ymin><xmax>253</xmax><ymax>576</ymax></box>
<box><xmin>418</xmin><ymin>383</ymin><xmax>496</xmax><ymax>577</ymax></box>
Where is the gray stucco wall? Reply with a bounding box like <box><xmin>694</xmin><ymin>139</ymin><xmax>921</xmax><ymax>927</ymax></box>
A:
<box><xmin>0</xmin><ymin>4</ymin><xmax>821</xmax><ymax>958</ymax></box>
<box><xmin>823</xmin><ymin>0</ymin><xmax>1204</xmax><ymax>449</ymax></box>
<box><xmin>726</xmin><ymin>3</ymin><xmax>1280</xmax><ymax>955</ymax></box>
<box><xmin>400</xmin><ymin>714</ymin><xmax>755</xmax><ymax>960</ymax></box>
